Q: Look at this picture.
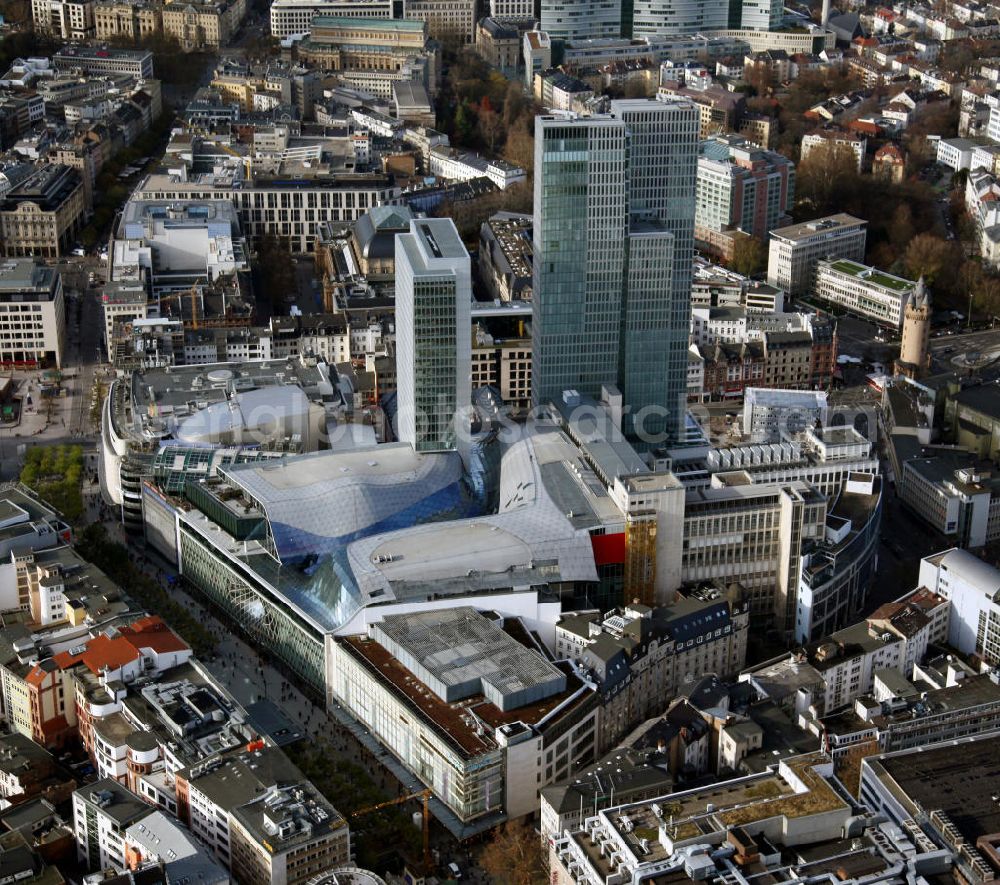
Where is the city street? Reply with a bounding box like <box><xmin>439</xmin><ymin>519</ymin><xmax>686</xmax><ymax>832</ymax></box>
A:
<box><xmin>928</xmin><ymin>327</ymin><xmax>1000</xmax><ymax>374</ymax></box>
<box><xmin>116</xmin><ymin>536</ymin><xmax>489</xmax><ymax>877</ymax></box>
<box><xmin>0</xmin><ymin>270</ymin><xmax>106</xmax><ymax>480</ymax></box>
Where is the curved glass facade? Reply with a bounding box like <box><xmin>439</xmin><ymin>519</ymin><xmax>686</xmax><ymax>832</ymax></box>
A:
<box><xmin>179</xmin><ymin>522</ymin><xmax>330</xmax><ymax>691</ymax></box>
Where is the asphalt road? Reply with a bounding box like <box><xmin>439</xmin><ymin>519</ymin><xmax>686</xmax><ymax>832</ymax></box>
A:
<box><xmin>870</xmin><ymin>473</ymin><xmax>949</xmax><ymax>609</ymax></box>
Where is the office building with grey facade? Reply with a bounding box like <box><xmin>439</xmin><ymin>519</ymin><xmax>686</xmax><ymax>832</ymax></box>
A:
<box><xmin>394</xmin><ymin>218</ymin><xmax>472</xmax><ymax>453</ymax></box>
<box><xmin>532</xmin><ymin>98</ymin><xmax>699</xmax><ymax>445</ymax></box>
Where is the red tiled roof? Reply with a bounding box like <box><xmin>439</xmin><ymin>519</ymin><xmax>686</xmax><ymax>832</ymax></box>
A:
<box><xmin>53</xmin><ymin>635</ymin><xmax>140</xmax><ymax>675</ymax></box>
<box><xmin>120</xmin><ymin>616</ymin><xmax>188</xmax><ymax>655</ymax></box>
<box><xmin>49</xmin><ymin>617</ymin><xmax>187</xmax><ymax>676</ymax></box>
<box><xmin>25</xmin><ymin>666</ymin><xmax>48</xmax><ymax>687</ymax></box>
<box><xmin>875</xmin><ymin>144</ymin><xmax>904</xmax><ymax>160</ymax></box>
<box><xmin>849</xmin><ymin>120</ymin><xmax>883</xmax><ymax>135</ymax></box>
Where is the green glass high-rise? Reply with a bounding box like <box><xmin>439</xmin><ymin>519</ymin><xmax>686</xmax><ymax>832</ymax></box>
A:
<box><xmin>532</xmin><ymin>98</ymin><xmax>699</xmax><ymax>445</ymax></box>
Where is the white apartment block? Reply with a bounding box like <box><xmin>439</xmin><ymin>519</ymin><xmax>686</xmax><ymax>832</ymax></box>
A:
<box><xmin>800</xmin><ymin>131</ymin><xmax>866</xmax><ymax>172</ymax></box>
<box><xmin>988</xmin><ymin>104</ymin><xmax>1000</xmax><ymax>144</ymax></box>
<box><xmin>918</xmin><ymin>547</ymin><xmax>1000</xmax><ymax>664</ymax></box>
<box><xmin>743</xmin><ymin>387</ymin><xmax>828</xmax><ymax>443</ymax></box>
<box><xmin>523</xmin><ymin>30</ymin><xmax>552</xmax><ymax>88</ymax></box>
<box><xmin>182</xmin><ymin>331</ymin><xmax>273</xmax><ymax>365</ymax></box>
<box><xmin>405</xmin><ymin>0</ymin><xmax>477</xmax><ymax>42</ymax></box>
<box><xmin>965</xmin><ymin>168</ymin><xmax>1000</xmax><ymax>266</ymax></box>
<box><xmin>134</xmin><ymin>171</ymin><xmax>401</xmax><ymax>254</ymax></box>
<box><xmin>350</xmin><ymin>107</ymin><xmax>404</xmax><ymax>139</ymax></box>
<box><xmin>766</xmin><ymin>213</ymin><xmax>867</xmax><ymax>296</ymax></box>
<box><xmin>901</xmin><ymin>459</ymin><xmax>1000</xmax><ymax>548</ymax></box>
<box><xmin>810</xmin><ymin>622</ymin><xmax>905</xmax><ymax>714</ymax></box>
<box><xmin>814</xmin><ymin>258</ymin><xmax>916</xmax><ymax>328</ymax></box>
<box><xmin>936</xmin><ymin>136</ymin><xmax>985</xmax><ymax>173</ymax></box>
<box><xmin>0</xmin><ymin>260</ymin><xmax>65</xmax><ymax>370</ymax></box>
<box><xmin>691</xmin><ymin>305</ymin><xmax>810</xmax><ymax>346</ymax></box>
<box><xmin>690</xmin><ymin>306</ymin><xmax>747</xmax><ymax>346</ymax></box>
<box><xmin>32</xmin><ymin>0</ymin><xmax>95</xmax><ymax>39</ymax></box>
<box><xmin>490</xmin><ymin>0</ymin><xmax>534</xmax><ymax>19</ymax></box>
<box><xmin>270</xmin><ymin>0</ymin><xmax>393</xmax><ymax>38</ymax></box>
<box><xmin>429</xmin><ymin>146</ymin><xmax>526</xmax><ymax>190</ymax></box>
<box><xmin>73</xmin><ymin>780</ymin><xmax>152</xmax><ymax>873</ymax></box>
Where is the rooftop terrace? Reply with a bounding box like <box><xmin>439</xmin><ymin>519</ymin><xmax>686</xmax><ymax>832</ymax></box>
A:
<box><xmin>826</xmin><ymin>259</ymin><xmax>914</xmax><ymax>293</ymax></box>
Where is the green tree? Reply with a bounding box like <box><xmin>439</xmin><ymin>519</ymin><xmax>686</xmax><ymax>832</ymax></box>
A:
<box><xmin>75</xmin><ymin>524</ymin><xmax>217</xmax><ymax>656</ymax></box>
<box><xmin>454</xmin><ymin>101</ymin><xmax>476</xmax><ymax>145</ymax></box>
<box><xmin>903</xmin><ymin>233</ymin><xmax>961</xmax><ymax>289</ymax></box>
<box><xmin>19</xmin><ymin>444</ymin><xmax>84</xmax><ymax>521</ymax></box>
<box><xmin>730</xmin><ymin>236</ymin><xmax>766</xmax><ymax>277</ymax></box>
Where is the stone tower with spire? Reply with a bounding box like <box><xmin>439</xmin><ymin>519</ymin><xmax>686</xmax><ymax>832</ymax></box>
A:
<box><xmin>895</xmin><ymin>276</ymin><xmax>931</xmax><ymax>379</ymax></box>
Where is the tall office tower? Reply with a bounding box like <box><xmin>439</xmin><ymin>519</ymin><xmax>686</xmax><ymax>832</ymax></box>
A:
<box><xmin>631</xmin><ymin>0</ymin><xmax>780</xmax><ymax>36</ymax></box>
<box><xmin>539</xmin><ymin>0</ymin><xmax>623</xmax><ymax>41</ymax></box>
<box><xmin>533</xmin><ymin>98</ymin><xmax>698</xmax><ymax>445</ymax></box>
<box><xmin>631</xmin><ymin>0</ymin><xmax>728</xmax><ymax>36</ymax></box>
<box><xmin>395</xmin><ymin>218</ymin><xmax>472</xmax><ymax>453</ymax></box>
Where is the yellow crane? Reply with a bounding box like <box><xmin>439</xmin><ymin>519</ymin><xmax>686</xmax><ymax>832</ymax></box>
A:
<box><xmin>156</xmin><ymin>281</ymin><xmax>202</xmax><ymax>329</ymax></box>
<box><xmin>350</xmin><ymin>788</ymin><xmax>433</xmax><ymax>873</ymax></box>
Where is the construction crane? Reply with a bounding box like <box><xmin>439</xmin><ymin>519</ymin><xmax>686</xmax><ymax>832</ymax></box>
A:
<box><xmin>351</xmin><ymin>788</ymin><xmax>433</xmax><ymax>873</ymax></box>
<box><xmin>216</xmin><ymin>139</ymin><xmax>253</xmax><ymax>176</ymax></box>
<box><xmin>157</xmin><ymin>280</ymin><xmax>202</xmax><ymax>330</ymax></box>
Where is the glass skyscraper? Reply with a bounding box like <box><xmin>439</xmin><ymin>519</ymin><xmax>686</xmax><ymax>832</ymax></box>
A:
<box><xmin>532</xmin><ymin>98</ymin><xmax>699</xmax><ymax>445</ymax></box>
<box><xmin>395</xmin><ymin>218</ymin><xmax>472</xmax><ymax>452</ymax></box>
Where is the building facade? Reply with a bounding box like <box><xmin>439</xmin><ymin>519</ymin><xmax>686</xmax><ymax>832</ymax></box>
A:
<box><xmin>0</xmin><ymin>260</ymin><xmax>65</xmax><ymax>369</ymax></box>
<box><xmin>394</xmin><ymin>218</ymin><xmax>472</xmax><ymax>453</ymax></box>
<box><xmin>270</xmin><ymin>0</ymin><xmax>394</xmax><ymax>38</ymax></box>
<box><xmin>94</xmin><ymin>1</ymin><xmax>163</xmax><ymax>40</ymax></box>
<box><xmin>404</xmin><ymin>0</ymin><xmax>476</xmax><ymax>42</ymax></box>
<box><xmin>694</xmin><ymin>135</ymin><xmax>795</xmax><ymax>261</ymax></box>
<box><xmin>815</xmin><ymin>259</ymin><xmax>916</xmax><ymax>329</ymax></box>
<box><xmin>539</xmin><ymin>0</ymin><xmax>622</xmax><ymax>42</ymax></box>
<box><xmin>31</xmin><ymin>0</ymin><xmax>95</xmax><ymax>39</ymax></box>
<box><xmin>134</xmin><ymin>171</ymin><xmax>400</xmax><ymax>253</ymax></box>
<box><xmin>766</xmin><ymin>214</ymin><xmax>867</xmax><ymax>297</ymax></box>
<box><xmin>0</xmin><ymin>165</ymin><xmax>87</xmax><ymax>259</ymax></box>
<box><xmin>533</xmin><ymin>99</ymin><xmax>698</xmax><ymax>444</ymax></box>
<box><xmin>160</xmin><ymin>0</ymin><xmax>247</xmax><ymax>50</ymax></box>
<box><xmin>918</xmin><ymin>547</ymin><xmax>1000</xmax><ymax>664</ymax></box>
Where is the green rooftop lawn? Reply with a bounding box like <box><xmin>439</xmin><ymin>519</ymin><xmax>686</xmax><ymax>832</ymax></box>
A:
<box><xmin>828</xmin><ymin>260</ymin><xmax>912</xmax><ymax>292</ymax></box>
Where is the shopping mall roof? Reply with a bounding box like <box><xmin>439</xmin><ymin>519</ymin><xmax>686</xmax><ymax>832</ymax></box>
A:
<box><xmin>179</xmin><ymin>426</ymin><xmax>601</xmax><ymax>638</ymax></box>
<box><xmin>221</xmin><ymin>444</ymin><xmax>469</xmax><ymax>563</ymax></box>
<box><xmin>345</xmin><ymin>430</ymin><xmax>600</xmax><ymax>603</ymax></box>
<box><xmin>373</xmin><ymin>607</ymin><xmax>566</xmax><ymax>711</ymax></box>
